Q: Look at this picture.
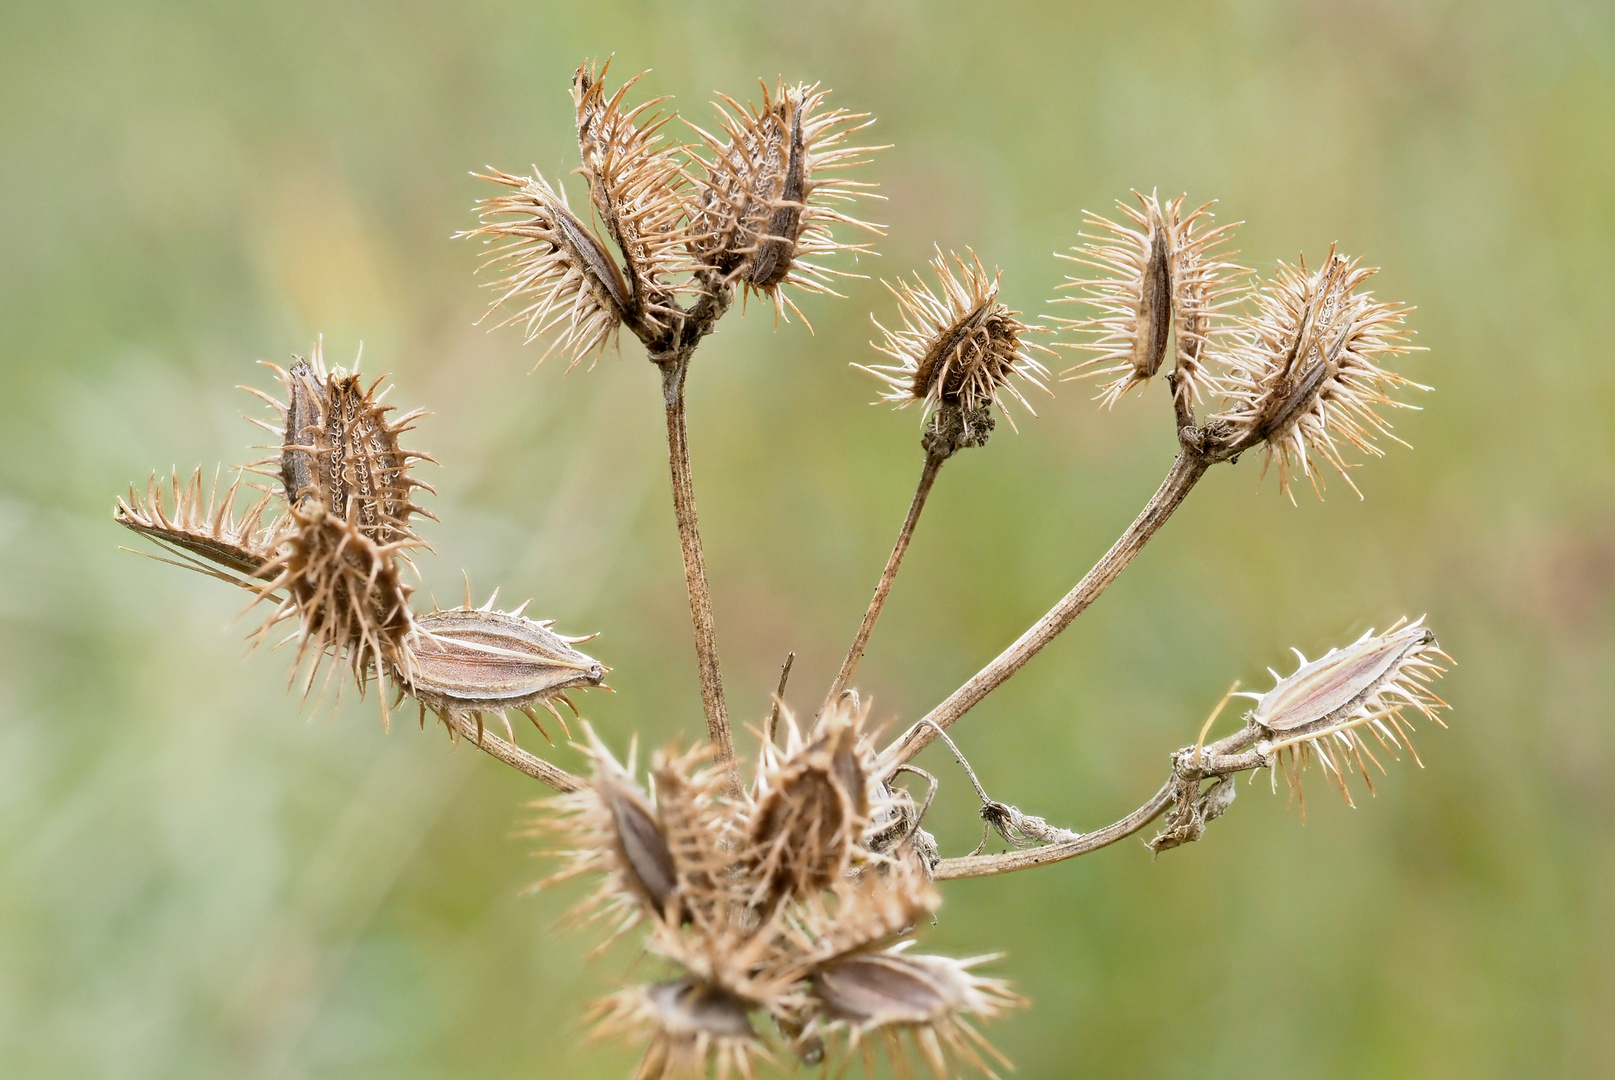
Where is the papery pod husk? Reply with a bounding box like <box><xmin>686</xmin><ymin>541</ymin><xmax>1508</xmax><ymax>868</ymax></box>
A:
<box><xmin>571</xmin><ymin>59</ymin><xmax>691</xmax><ymax>330</ymax></box>
<box><xmin>402</xmin><ymin>606</ymin><xmax>605</xmax><ymax>728</ymax></box>
<box><xmin>805</xmin><ymin>948</ymin><xmax>1022</xmax><ymax>1079</ymax></box>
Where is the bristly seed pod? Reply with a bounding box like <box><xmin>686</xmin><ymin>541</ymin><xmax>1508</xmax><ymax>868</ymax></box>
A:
<box><xmin>463</xmin><ymin>168</ymin><xmax>632</xmax><ymax>370</ymax></box>
<box><xmin>688</xmin><ymin>79</ymin><xmax>884</xmax><ymax>324</ymax></box>
<box><xmin>402</xmin><ymin>599</ymin><xmax>605</xmax><ymax>745</ymax></box>
<box><xmin>807</xmin><ymin>946</ymin><xmax>1022</xmax><ymax>1078</ymax></box>
<box><xmin>572</xmin><ymin>59</ymin><xmax>693</xmax><ymax>333</ymax></box>
<box><xmin>1054</xmin><ymin>190</ymin><xmax>1174</xmax><ymax>408</ymax></box>
<box><xmin>1214</xmin><ymin>247</ymin><xmax>1426</xmax><ymax>500</ymax></box>
<box><xmin>1244</xmin><ymin>618</ymin><xmax>1451</xmax><ymax>806</ymax></box>
<box><xmin>588</xmin><ymin>979</ymin><xmax>761</xmax><ymax>1080</ymax></box>
<box><xmin>115</xmin><ymin>468</ymin><xmax>280</xmax><ymax>585</ymax></box>
<box><xmin>857</xmin><ymin>248</ymin><xmax>1052</xmax><ymax>454</ymax></box>
<box><xmin>253</xmin><ymin>497</ymin><xmax>420</xmax><ymax>710</ymax></box>
<box><xmin>247</xmin><ymin>340</ymin><xmax>437</xmax><ymax>549</ymax></box>
<box><xmin>746</xmin><ymin>701</ymin><xmax>876</xmax><ymax>911</ymax></box>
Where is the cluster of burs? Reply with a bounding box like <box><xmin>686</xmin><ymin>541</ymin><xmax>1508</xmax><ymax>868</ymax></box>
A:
<box><xmin>116</xmin><ymin>59</ymin><xmax>1451</xmax><ymax>1080</ymax></box>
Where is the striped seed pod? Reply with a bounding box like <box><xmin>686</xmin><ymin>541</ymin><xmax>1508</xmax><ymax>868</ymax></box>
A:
<box><xmin>1245</xmin><ymin>618</ymin><xmax>1451</xmax><ymax>805</ymax></box>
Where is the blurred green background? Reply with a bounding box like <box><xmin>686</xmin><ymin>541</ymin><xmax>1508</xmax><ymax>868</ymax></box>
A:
<box><xmin>2</xmin><ymin>1</ymin><xmax>1611</xmax><ymax>1077</ymax></box>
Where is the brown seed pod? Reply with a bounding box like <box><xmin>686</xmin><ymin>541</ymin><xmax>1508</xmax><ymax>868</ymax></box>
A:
<box><xmin>857</xmin><ymin>248</ymin><xmax>1052</xmax><ymax>452</ymax></box>
<box><xmin>806</xmin><ymin>946</ymin><xmax>1022</xmax><ymax>1079</ymax></box>
<box><xmin>464</xmin><ymin>168</ymin><xmax>631</xmax><ymax>370</ymax></box>
<box><xmin>252</xmin><ymin>497</ymin><xmax>419</xmax><ymax>708</ymax></box>
<box><xmin>588</xmin><ymin>979</ymin><xmax>762</xmax><ymax>1080</ymax></box>
<box><xmin>115</xmin><ymin>468</ymin><xmax>281</xmax><ymax>584</ymax></box>
<box><xmin>249</xmin><ymin>341</ymin><xmax>436</xmax><ymax>547</ymax></box>
<box><xmin>687</xmin><ymin>80</ymin><xmax>883</xmax><ymax>323</ymax></box>
<box><xmin>1055</xmin><ymin>190</ymin><xmax>1174</xmax><ymax>407</ymax></box>
<box><xmin>572</xmin><ymin>59</ymin><xmax>693</xmax><ymax>332</ymax></box>
<box><xmin>540</xmin><ymin>727</ymin><xmax>683</xmax><ymax>938</ymax></box>
<box><xmin>401</xmin><ymin>602</ymin><xmax>605</xmax><ymax>744</ymax></box>
<box><xmin>1214</xmin><ymin>248</ymin><xmax>1425</xmax><ymax>499</ymax></box>
<box><xmin>1245</xmin><ymin>618</ymin><xmax>1452</xmax><ymax>805</ymax></box>
<box><xmin>745</xmin><ymin>702</ymin><xmax>877</xmax><ymax>911</ymax></box>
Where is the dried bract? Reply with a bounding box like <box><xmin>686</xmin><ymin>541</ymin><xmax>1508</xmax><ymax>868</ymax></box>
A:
<box><xmin>572</xmin><ymin>59</ymin><xmax>693</xmax><ymax>332</ymax></box>
<box><xmin>1215</xmin><ymin>249</ymin><xmax>1425</xmax><ymax>498</ymax></box>
<box><xmin>858</xmin><ymin>248</ymin><xmax>1051</xmax><ymax>452</ymax></box>
<box><xmin>1246</xmin><ymin>618</ymin><xmax>1451</xmax><ymax>804</ymax></box>
<box><xmin>402</xmin><ymin>601</ymin><xmax>604</xmax><ymax>743</ymax></box>
<box><xmin>115</xmin><ymin>468</ymin><xmax>280</xmax><ymax>584</ymax></box>
<box><xmin>464</xmin><ymin>168</ymin><xmax>630</xmax><ymax>369</ymax></box>
<box><xmin>1165</xmin><ymin>197</ymin><xmax>1246</xmax><ymax>409</ymax></box>
<box><xmin>688</xmin><ymin>80</ymin><xmax>883</xmax><ymax>322</ymax></box>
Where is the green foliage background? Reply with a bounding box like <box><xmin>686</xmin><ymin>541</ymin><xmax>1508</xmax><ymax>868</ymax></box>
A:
<box><xmin>2</xmin><ymin>1</ymin><xmax>1611</xmax><ymax>1076</ymax></box>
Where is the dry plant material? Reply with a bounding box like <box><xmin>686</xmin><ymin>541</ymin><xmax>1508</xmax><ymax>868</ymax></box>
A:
<box><xmin>537</xmin><ymin>705</ymin><xmax>1021</xmax><ymax>1079</ymax></box>
<box><xmin>114</xmin><ymin>55</ymin><xmax>1458</xmax><ymax>1080</ymax></box>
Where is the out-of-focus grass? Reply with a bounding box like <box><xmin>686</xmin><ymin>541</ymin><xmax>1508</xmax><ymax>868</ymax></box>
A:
<box><xmin>1</xmin><ymin>1</ymin><xmax>1612</xmax><ymax>1077</ymax></box>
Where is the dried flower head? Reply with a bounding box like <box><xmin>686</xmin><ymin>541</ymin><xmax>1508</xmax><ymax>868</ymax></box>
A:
<box><xmin>572</xmin><ymin>59</ymin><xmax>693</xmax><ymax>331</ymax></box>
<box><xmin>1055</xmin><ymin>190</ymin><xmax>1245</xmax><ymax>410</ymax></box>
<box><xmin>115</xmin><ymin>468</ymin><xmax>280</xmax><ymax>586</ymax></box>
<box><xmin>465</xmin><ymin>167</ymin><xmax>631</xmax><ymax>369</ymax></box>
<box><xmin>1245</xmin><ymin>618</ymin><xmax>1451</xmax><ymax>805</ymax></box>
<box><xmin>858</xmin><ymin>248</ymin><xmax>1051</xmax><ymax>452</ymax></box>
<box><xmin>1215</xmin><ymin>249</ymin><xmax>1425</xmax><ymax>499</ymax></box>
<box><xmin>688</xmin><ymin>80</ymin><xmax>883</xmax><ymax>322</ymax></box>
<box><xmin>402</xmin><ymin>596</ymin><xmax>604</xmax><ymax>744</ymax></box>
<box><xmin>535</xmin><ymin>710</ymin><xmax>1020</xmax><ymax>1078</ymax></box>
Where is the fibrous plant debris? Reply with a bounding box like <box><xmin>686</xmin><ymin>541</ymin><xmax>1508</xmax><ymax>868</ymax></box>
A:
<box><xmin>115</xmin><ymin>57</ymin><xmax>1455</xmax><ymax>1079</ymax></box>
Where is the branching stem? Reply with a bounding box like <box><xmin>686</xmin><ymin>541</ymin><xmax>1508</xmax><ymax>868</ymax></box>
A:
<box><xmin>932</xmin><ymin>723</ymin><xmax>1263</xmax><ymax>879</ymax></box>
<box><xmin>823</xmin><ymin>450</ymin><xmax>947</xmax><ymax>714</ymax></box>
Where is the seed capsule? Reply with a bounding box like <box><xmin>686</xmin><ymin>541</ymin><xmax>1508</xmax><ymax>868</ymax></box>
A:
<box><xmin>405</xmin><ymin>607</ymin><xmax>604</xmax><ymax>721</ymax></box>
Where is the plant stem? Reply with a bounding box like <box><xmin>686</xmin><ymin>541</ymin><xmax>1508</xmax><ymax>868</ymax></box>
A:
<box><xmin>660</xmin><ymin>357</ymin><xmax>738</xmax><ymax>794</ymax></box>
<box><xmin>931</xmin><ymin>723</ymin><xmax>1261</xmax><ymax>879</ymax></box>
<box><xmin>822</xmin><ymin>450</ymin><xmax>946</xmax><ymax>714</ymax></box>
<box><xmin>453</xmin><ymin>715</ymin><xmax>582</xmax><ymax>792</ymax></box>
<box><xmin>933</xmin><ymin>780</ymin><xmax>1176</xmax><ymax>878</ymax></box>
<box><xmin>879</xmin><ymin>449</ymin><xmax>1211</xmax><ymax>769</ymax></box>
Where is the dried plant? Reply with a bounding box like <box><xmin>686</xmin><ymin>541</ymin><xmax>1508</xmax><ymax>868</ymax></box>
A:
<box><xmin>114</xmin><ymin>58</ymin><xmax>1455</xmax><ymax>1079</ymax></box>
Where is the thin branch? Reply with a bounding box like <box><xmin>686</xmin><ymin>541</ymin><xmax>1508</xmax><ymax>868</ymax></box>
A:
<box><xmin>879</xmin><ymin>448</ymin><xmax>1211</xmax><ymax>769</ymax></box>
<box><xmin>660</xmin><ymin>354</ymin><xmax>738</xmax><ymax>796</ymax></box>
<box><xmin>450</xmin><ymin>714</ymin><xmax>582</xmax><ymax>792</ymax></box>
<box><xmin>822</xmin><ymin>450</ymin><xmax>947</xmax><ymax>713</ymax></box>
<box><xmin>931</xmin><ymin>723</ymin><xmax>1262</xmax><ymax>879</ymax></box>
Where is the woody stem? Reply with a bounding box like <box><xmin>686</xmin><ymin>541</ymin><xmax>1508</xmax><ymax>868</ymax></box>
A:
<box><xmin>822</xmin><ymin>450</ymin><xmax>946</xmax><ymax>714</ymax></box>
